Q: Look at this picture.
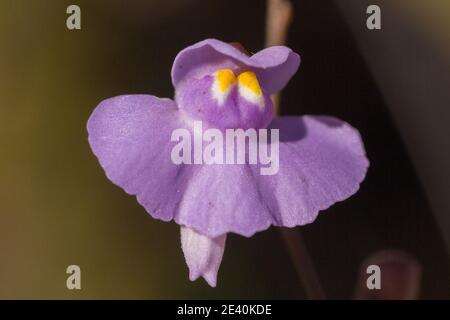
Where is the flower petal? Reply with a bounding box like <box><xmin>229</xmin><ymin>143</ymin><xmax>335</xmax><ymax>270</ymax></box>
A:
<box><xmin>250</xmin><ymin>46</ymin><xmax>301</xmax><ymax>94</ymax></box>
<box><xmin>175</xmin><ymin>115</ymin><xmax>368</xmax><ymax>237</ymax></box>
<box><xmin>171</xmin><ymin>39</ymin><xmax>300</xmax><ymax>94</ymax></box>
<box><xmin>174</xmin><ymin>163</ymin><xmax>273</xmax><ymax>238</ymax></box>
<box><xmin>87</xmin><ymin>95</ymin><xmax>187</xmax><ymax>221</ymax></box>
<box><xmin>254</xmin><ymin>115</ymin><xmax>369</xmax><ymax>228</ymax></box>
<box><xmin>180</xmin><ymin>226</ymin><xmax>227</xmax><ymax>287</ymax></box>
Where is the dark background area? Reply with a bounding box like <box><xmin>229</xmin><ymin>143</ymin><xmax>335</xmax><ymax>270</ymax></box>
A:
<box><xmin>0</xmin><ymin>0</ymin><xmax>448</xmax><ymax>298</ymax></box>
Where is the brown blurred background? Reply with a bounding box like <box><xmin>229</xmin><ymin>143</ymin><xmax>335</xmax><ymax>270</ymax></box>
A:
<box><xmin>0</xmin><ymin>0</ymin><xmax>449</xmax><ymax>299</ymax></box>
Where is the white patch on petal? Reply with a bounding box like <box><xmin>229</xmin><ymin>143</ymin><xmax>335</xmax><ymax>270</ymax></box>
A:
<box><xmin>237</xmin><ymin>71</ymin><xmax>265</xmax><ymax>111</ymax></box>
<box><xmin>238</xmin><ymin>84</ymin><xmax>265</xmax><ymax>111</ymax></box>
<box><xmin>211</xmin><ymin>69</ymin><xmax>236</xmax><ymax>106</ymax></box>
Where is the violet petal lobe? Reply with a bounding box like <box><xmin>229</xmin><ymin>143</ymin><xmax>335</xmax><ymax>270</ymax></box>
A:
<box><xmin>174</xmin><ymin>163</ymin><xmax>274</xmax><ymax>238</ymax></box>
<box><xmin>171</xmin><ymin>39</ymin><xmax>300</xmax><ymax>95</ymax></box>
<box><xmin>173</xmin><ymin>115</ymin><xmax>368</xmax><ymax>237</ymax></box>
<box><xmin>252</xmin><ymin>115</ymin><xmax>370</xmax><ymax>228</ymax></box>
<box><xmin>87</xmin><ymin>94</ymin><xmax>189</xmax><ymax>222</ymax></box>
<box><xmin>180</xmin><ymin>226</ymin><xmax>227</xmax><ymax>287</ymax></box>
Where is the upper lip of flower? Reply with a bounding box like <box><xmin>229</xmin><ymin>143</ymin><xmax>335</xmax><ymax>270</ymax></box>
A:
<box><xmin>171</xmin><ymin>38</ymin><xmax>301</xmax><ymax>95</ymax></box>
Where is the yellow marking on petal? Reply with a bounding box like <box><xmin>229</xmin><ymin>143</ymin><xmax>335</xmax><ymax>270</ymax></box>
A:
<box><xmin>216</xmin><ymin>69</ymin><xmax>236</xmax><ymax>92</ymax></box>
<box><xmin>237</xmin><ymin>71</ymin><xmax>262</xmax><ymax>96</ymax></box>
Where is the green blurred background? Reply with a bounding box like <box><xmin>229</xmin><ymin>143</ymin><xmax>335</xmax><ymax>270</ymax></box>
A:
<box><xmin>1</xmin><ymin>0</ymin><xmax>449</xmax><ymax>299</ymax></box>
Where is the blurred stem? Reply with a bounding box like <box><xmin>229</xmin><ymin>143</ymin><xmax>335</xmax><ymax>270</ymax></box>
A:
<box><xmin>265</xmin><ymin>0</ymin><xmax>293</xmax><ymax>114</ymax></box>
<box><xmin>265</xmin><ymin>0</ymin><xmax>326</xmax><ymax>299</ymax></box>
<box><xmin>279</xmin><ymin>229</ymin><xmax>326</xmax><ymax>299</ymax></box>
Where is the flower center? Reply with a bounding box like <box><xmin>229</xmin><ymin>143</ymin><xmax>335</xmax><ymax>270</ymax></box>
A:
<box><xmin>177</xmin><ymin>68</ymin><xmax>273</xmax><ymax>130</ymax></box>
<box><xmin>212</xmin><ymin>69</ymin><xmax>265</xmax><ymax>110</ymax></box>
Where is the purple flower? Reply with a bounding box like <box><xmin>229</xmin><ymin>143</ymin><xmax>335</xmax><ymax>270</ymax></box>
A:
<box><xmin>87</xmin><ymin>39</ymin><xmax>369</xmax><ymax>287</ymax></box>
